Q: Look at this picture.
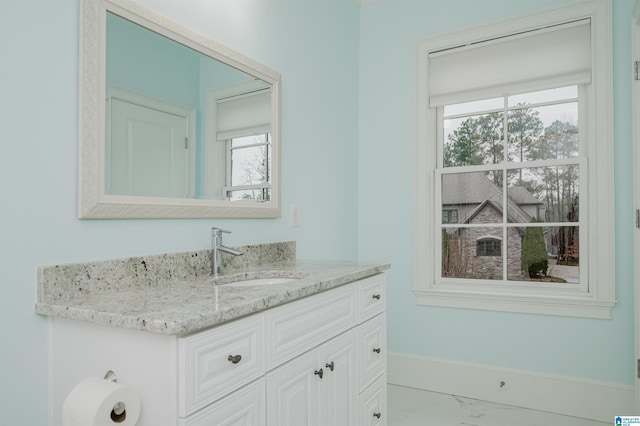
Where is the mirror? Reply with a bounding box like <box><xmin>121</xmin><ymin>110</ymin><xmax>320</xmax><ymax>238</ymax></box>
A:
<box><xmin>79</xmin><ymin>0</ymin><xmax>280</xmax><ymax>218</ymax></box>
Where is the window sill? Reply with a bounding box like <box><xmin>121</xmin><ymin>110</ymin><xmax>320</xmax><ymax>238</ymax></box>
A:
<box><xmin>413</xmin><ymin>287</ymin><xmax>615</xmax><ymax>319</ymax></box>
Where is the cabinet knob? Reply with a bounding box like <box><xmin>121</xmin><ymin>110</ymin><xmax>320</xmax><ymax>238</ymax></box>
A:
<box><xmin>373</xmin><ymin>347</ymin><xmax>381</xmax><ymax>354</ymax></box>
<box><xmin>373</xmin><ymin>412</ymin><xmax>382</xmax><ymax>419</ymax></box>
<box><xmin>372</xmin><ymin>294</ymin><xmax>381</xmax><ymax>300</ymax></box>
<box><xmin>325</xmin><ymin>361</ymin><xmax>335</xmax><ymax>371</ymax></box>
<box><xmin>227</xmin><ymin>354</ymin><xmax>242</xmax><ymax>364</ymax></box>
<box><xmin>314</xmin><ymin>368</ymin><xmax>324</xmax><ymax>379</ymax></box>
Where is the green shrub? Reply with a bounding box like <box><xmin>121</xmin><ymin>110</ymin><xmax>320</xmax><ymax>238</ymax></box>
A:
<box><xmin>521</xmin><ymin>221</ymin><xmax>548</xmax><ymax>278</ymax></box>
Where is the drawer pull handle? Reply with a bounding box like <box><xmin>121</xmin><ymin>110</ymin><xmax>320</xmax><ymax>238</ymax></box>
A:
<box><xmin>372</xmin><ymin>294</ymin><xmax>381</xmax><ymax>300</ymax></box>
<box><xmin>325</xmin><ymin>361</ymin><xmax>335</xmax><ymax>371</ymax></box>
<box><xmin>373</xmin><ymin>347</ymin><xmax>381</xmax><ymax>354</ymax></box>
<box><xmin>373</xmin><ymin>412</ymin><xmax>382</xmax><ymax>419</ymax></box>
<box><xmin>314</xmin><ymin>368</ymin><xmax>324</xmax><ymax>379</ymax></box>
<box><xmin>227</xmin><ymin>354</ymin><xmax>242</xmax><ymax>364</ymax></box>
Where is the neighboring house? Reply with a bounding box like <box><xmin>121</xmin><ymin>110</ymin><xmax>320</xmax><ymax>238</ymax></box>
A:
<box><xmin>441</xmin><ymin>172</ymin><xmax>544</xmax><ymax>279</ymax></box>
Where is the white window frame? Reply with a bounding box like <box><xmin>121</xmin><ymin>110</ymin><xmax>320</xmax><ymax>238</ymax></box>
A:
<box><xmin>414</xmin><ymin>0</ymin><xmax>615</xmax><ymax>319</ymax></box>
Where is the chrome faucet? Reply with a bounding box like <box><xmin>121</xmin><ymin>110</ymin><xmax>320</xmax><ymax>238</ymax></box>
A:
<box><xmin>211</xmin><ymin>227</ymin><xmax>243</xmax><ymax>276</ymax></box>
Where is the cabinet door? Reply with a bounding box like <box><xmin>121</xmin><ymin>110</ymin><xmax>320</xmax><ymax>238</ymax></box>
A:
<box><xmin>320</xmin><ymin>330</ymin><xmax>357</xmax><ymax>426</ymax></box>
<box><xmin>266</xmin><ymin>350</ymin><xmax>320</xmax><ymax>426</ymax></box>
<box><xmin>359</xmin><ymin>374</ymin><xmax>387</xmax><ymax>426</ymax></box>
<box><xmin>179</xmin><ymin>379</ymin><xmax>265</xmax><ymax>426</ymax></box>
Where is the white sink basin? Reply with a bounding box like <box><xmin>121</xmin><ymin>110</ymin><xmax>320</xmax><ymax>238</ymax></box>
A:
<box><xmin>224</xmin><ymin>277</ymin><xmax>299</xmax><ymax>287</ymax></box>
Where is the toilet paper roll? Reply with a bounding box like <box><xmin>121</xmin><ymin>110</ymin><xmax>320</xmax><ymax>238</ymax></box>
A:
<box><xmin>62</xmin><ymin>377</ymin><xmax>141</xmax><ymax>426</ymax></box>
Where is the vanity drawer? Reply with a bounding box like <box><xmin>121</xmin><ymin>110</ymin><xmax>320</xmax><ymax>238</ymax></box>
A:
<box><xmin>358</xmin><ymin>274</ymin><xmax>386</xmax><ymax>322</ymax></box>
<box><xmin>179</xmin><ymin>378</ymin><xmax>265</xmax><ymax>426</ymax></box>
<box><xmin>266</xmin><ymin>283</ymin><xmax>358</xmax><ymax>369</ymax></box>
<box><xmin>178</xmin><ymin>314</ymin><xmax>265</xmax><ymax>417</ymax></box>
<box><xmin>358</xmin><ymin>313</ymin><xmax>386</xmax><ymax>392</ymax></box>
<box><xmin>359</xmin><ymin>373</ymin><xmax>387</xmax><ymax>426</ymax></box>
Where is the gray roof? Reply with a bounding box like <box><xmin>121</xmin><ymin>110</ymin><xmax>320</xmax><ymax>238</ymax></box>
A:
<box><xmin>508</xmin><ymin>186</ymin><xmax>542</xmax><ymax>205</ymax></box>
<box><xmin>441</xmin><ymin>172</ymin><xmax>541</xmax><ymax>224</ymax></box>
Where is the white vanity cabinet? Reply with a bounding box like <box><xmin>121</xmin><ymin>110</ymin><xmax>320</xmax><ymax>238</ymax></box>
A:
<box><xmin>264</xmin><ymin>283</ymin><xmax>359</xmax><ymax>424</ymax></box>
<box><xmin>265</xmin><ymin>273</ymin><xmax>387</xmax><ymax>425</ymax></box>
<box><xmin>49</xmin><ymin>273</ymin><xmax>386</xmax><ymax>426</ymax></box>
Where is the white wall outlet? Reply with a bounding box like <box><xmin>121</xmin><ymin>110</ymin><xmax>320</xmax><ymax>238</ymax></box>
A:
<box><xmin>290</xmin><ymin>204</ymin><xmax>300</xmax><ymax>227</ymax></box>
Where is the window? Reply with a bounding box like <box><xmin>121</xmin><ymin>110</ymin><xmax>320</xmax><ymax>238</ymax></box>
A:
<box><xmin>204</xmin><ymin>80</ymin><xmax>273</xmax><ymax>200</ymax></box>
<box><xmin>477</xmin><ymin>238</ymin><xmax>502</xmax><ymax>257</ymax></box>
<box><xmin>439</xmin><ymin>86</ymin><xmax>581</xmax><ymax>282</ymax></box>
<box><xmin>224</xmin><ymin>133</ymin><xmax>272</xmax><ymax>201</ymax></box>
<box><xmin>442</xmin><ymin>209</ymin><xmax>458</xmax><ymax>223</ymax></box>
<box><xmin>414</xmin><ymin>0</ymin><xmax>615</xmax><ymax>318</ymax></box>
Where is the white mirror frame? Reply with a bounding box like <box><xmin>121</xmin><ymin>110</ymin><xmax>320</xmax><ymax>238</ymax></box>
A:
<box><xmin>78</xmin><ymin>0</ymin><xmax>281</xmax><ymax>218</ymax></box>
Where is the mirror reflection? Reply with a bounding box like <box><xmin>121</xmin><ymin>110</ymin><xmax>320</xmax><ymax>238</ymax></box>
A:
<box><xmin>105</xmin><ymin>12</ymin><xmax>272</xmax><ymax>201</ymax></box>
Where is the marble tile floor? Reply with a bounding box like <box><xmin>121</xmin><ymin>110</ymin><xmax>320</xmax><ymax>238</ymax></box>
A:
<box><xmin>387</xmin><ymin>384</ymin><xmax>609</xmax><ymax>426</ymax></box>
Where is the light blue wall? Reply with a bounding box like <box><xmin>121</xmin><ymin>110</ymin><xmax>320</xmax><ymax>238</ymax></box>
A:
<box><xmin>1</xmin><ymin>0</ymin><xmax>635</xmax><ymax>424</ymax></box>
<box><xmin>0</xmin><ymin>0</ymin><xmax>359</xmax><ymax>424</ymax></box>
<box><xmin>358</xmin><ymin>0</ymin><xmax>636</xmax><ymax>385</ymax></box>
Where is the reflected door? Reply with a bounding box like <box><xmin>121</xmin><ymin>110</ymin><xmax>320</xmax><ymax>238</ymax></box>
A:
<box><xmin>107</xmin><ymin>97</ymin><xmax>190</xmax><ymax>198</ymax></box>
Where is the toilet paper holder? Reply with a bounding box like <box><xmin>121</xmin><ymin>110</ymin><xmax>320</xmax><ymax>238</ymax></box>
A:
<box><xmin>103</xmin><ymin>371</ymin><xmax>126</xmax><ymax>418</ymax></box>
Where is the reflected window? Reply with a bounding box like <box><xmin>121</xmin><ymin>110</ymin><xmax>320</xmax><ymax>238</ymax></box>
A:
<box><xmin>224</xmin><ymin>133</ymin><xmax>271</xmax><ymax>201</ymax></box>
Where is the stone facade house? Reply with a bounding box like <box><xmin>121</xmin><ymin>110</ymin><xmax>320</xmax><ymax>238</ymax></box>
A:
<box><xmin>442</xmin><ymin>172</ymin><xmax>544</xmax><ymax>280</ymax></box>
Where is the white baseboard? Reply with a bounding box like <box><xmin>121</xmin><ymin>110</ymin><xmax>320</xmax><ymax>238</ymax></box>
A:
<box><xmin>388</xmin><ymin>352</ymin><xmax>634</xmax><ymax>423</ymax></box>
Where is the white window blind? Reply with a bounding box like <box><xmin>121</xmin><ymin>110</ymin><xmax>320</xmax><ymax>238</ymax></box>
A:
<box><xmin>216</xmin><ymin>89</ymin><xmax>271</xmax><ymax>140</ymax></box>
<box><xmin>428</xmin><ymin>19</ymin><xmax>591</xmax><ymax>107</ymax></box>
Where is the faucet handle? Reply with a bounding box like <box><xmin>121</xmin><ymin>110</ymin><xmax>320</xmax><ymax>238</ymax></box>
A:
<box><xmin>212</xmin><ymin>227</ymin><xmax>232</xmax><ymax>235</ymax></box>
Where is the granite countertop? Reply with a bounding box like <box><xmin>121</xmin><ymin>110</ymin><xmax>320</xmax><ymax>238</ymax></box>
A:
<box><xmin>36</xmin><ymin>242</ymin><xmax>389</xmax><ymax>336</ymax></box>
